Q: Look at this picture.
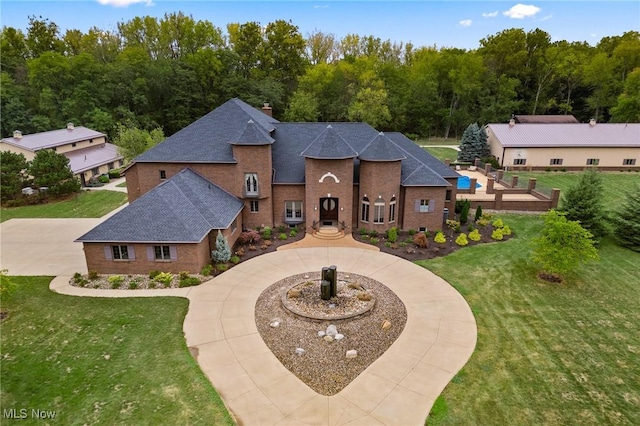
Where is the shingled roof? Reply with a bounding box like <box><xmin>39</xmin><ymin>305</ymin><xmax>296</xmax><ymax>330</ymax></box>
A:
<box><xmin>300</xmin><ymin>125</ymin><xmax>359</xmax><ymax>159</ymax></box>
<box><xmin>76</xmin><ymin>168</ymin><xmax>243</xmax><ymax>243</ymax></box>
<box><xmin>358</xmin><ymin>132</ymin><xmax>406</xmax><ymax>162</ymax></box>
<box><xmin>229</xmin><ymin>120</ymin><xmax>275</xmax><ymax>145</ymax></box>
<box><xmin>135</xmin><ymin>98</ymin><xmax>278</xmax><ymax>163</ymax></box>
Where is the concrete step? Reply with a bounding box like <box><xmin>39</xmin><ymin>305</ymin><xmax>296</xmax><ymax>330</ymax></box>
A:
<box><xmin>313</xmin><ymin>226</ymin><xmax>344</xmax><ymax>240</ymax></box>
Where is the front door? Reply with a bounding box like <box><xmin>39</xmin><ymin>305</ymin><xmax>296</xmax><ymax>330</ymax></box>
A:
<box><xmin>319</xmin><ymin>197</ymin><xmax>338</xmax><ymax>225</ymax></box>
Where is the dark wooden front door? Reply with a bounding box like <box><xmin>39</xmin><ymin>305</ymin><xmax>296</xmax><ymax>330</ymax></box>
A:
<box><xmin>319</xmin><ymin>197</ymin><xmax>338</xmax><ymax>222</ymax></box>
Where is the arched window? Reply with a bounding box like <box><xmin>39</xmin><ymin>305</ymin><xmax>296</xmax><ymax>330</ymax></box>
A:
<box><xmin>361</xmin><ymin>196</ymin><xmax>370</xmax><ymax>222</ymax></box>
<box><xmin>245</xmin><ymin>173</ymin><xmax>258</xmax><ymax>195</ymax></box>
<box><xmin>374</xmin><ymin>197</ymin><xmax>384</xmax><ymax>224</ymax></box>
<box><xmin>389</xmin><ymin>196</ymin><xmax>396</xmax><ymax>223</ymax></box>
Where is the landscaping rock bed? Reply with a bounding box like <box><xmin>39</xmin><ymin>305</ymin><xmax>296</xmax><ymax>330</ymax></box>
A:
<box><xmin>69</xmin><ymin>272</ymin><xmax>208</xmax><ymax>290</ymax></box>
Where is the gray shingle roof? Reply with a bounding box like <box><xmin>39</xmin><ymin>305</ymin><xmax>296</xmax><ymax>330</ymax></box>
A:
<box><xmin>1</xmin><ymin>126</ymin><xmax>105</xmax><ymax>151</ymax></box>
<box><xmin>385</xmin><ymin>132</ymin><xmax>459</xmax><ymax>181</ymax></box>
<box><xmin>76</xmin><ymin>168</ymin><xmax>243</xmax><ymax>243</ymax></box>
<box><xmin>301</xmin><ymin>125</ymin><xmax>359</xmax><ymax>159</ymax></box>
<box><xmin>135</xmin><ymin>98</ymin><xmax>278</xmax><ymax>163</ymax></box>
<box><xmin>359</xmin><ymin>132</ymin><xmax>407</xmax><ymax>162</ymax></box>
<box><xmin>488</xmin><ymin>123</ymin><xmax>640</xmax><ymax>148</ymax></box>
<box><xmin>229</xmin><ymin>120</ymin><xmax>275</xmax><ymax>145</ymax></box>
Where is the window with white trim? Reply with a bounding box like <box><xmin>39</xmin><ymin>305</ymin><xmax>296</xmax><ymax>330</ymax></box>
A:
<box><xmin>374</xmin><ymin>198</ymin><xmax>384</xmax><ymax>224</ymax></box>
<box><xmin>250</xmin><ymin>200</ymin><xmax>259</xmax><ymax>212</ymax></box>
<box><xmin>586</xmin><ymin>158</ymin><xmax>599</xmax><ymax>165</ymax></box>
<box><xmin>513</xmin><ymin>158</ymin><xmax>526</xmax><ymax>165</ymax></box>
<box><xmin>389</xmin><ymin>196</ymin><xmax>396</xmax><ymax>223</ymax></box>
<box><xmin>550</xmin><ymin>158</ymin><xmax>563</xmax><ymax>165</ymax></box>
<box><xmin>245</xmin><ymin>173</ymin><xmax>258</xmax><ymax>196</ymax></box>
<box><xmin>112</xmin><ymin>245</ymin><xmax>129</xmax><ymax>260</ymax></box>
<box><xmin>419</xmin><ymin>199</ymin><xmax>429</xmax><ymax>213</ymax></box>
<box><xmin>285</xmin><ymin>201</ymin><xmax>303</xmax><ymax>220</ymax></box>
<box><xmin>154</xmin><ymin>245</ymin><xmax>171</xmax><ymax>260</ymax></box>
<box><xmin>361</xmin><ymin>197</ymin><xmax>370</xmax><ymax>222</ymax></box>
<box><xmin>623</xmin><ymin>159</ymin><xmax>636</xmax><ymax>165</ymax></box>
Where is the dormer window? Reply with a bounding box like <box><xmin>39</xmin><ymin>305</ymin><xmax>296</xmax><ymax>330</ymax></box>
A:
<box><xmin>245</xmin><ymin>173</ymin><xmax>258</xmax><ymax>196</ymax></box>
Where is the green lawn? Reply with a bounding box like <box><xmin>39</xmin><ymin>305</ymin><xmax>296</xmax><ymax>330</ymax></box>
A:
<box><xmin>418</xmin><ymin>214</ymin><xmax>640</xmax><ymax>425</ymax></box>
<box><xmin>116</xmin><ymin>181</ymin><xmax>127</xmax><ymax>188</ymax></box>
<box><xmin>0</xmin><ymin>277</ymin><xmax>233</xmax><ymax>425</ymax></box>
<box><xmin>0</xmin><ymin>191</ymin><xmax>128</xmax><ymax>223</ymax></box>
<box><xmin>415</xmin><ymin>138</ymin><xmax>461</xmax><ymax>146</ymax></box>
<box><xmin>504</xmin><ymin>171</ymin><xmax>640</xmax><ymax>209</ymax></box>
<box><xmin>423</xmin><ymin>147</ymin><xmax>459</xmax><ymax>162</ymax></box>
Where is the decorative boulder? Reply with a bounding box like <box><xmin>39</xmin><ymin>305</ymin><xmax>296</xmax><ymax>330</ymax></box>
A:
<box><xmin>287</xmin><ymin>288</ymin><xmax>301</xmax><ymax>298</ymax></box>
<box><xmin>326</xmin><ymin>324</ymin><xmax>338</xmax><ymax>336</ymax></box>
<box><xmin>357</xmin><ymin>292</ymin><xmax>372</xmax><ymax>301</ymax></box>
<box><xmin>295</xmin><ymin>348</ymin><xmax>306</xmax><ymax>356</ymax></box>
<box><xmin>381</xmin><ymin>320</ymin><xmax>392</xmax><ymax>330</ymax></box>
<box><xmin>335</xmin><ymin>333</ymin><xmax>344</xmax><ymax>341</ymax></box>
<box><xmin>346</xmin><ymin>350</ymin><xmax>358</xmax><ymax>359</ymax></box>
<box><xmin>348</xmin><ymin>282</ymin><xmax>364</xmax><ymax>291</ymax></box>
<box><xmin>323</xmin><ymin>335</ymin><xmax>334</xmax><ymax>343</ymax></box>
<box><xmin>317</xmin><ymin>331</ymin><xmax>326</xmax><ymax>338</ymax></box>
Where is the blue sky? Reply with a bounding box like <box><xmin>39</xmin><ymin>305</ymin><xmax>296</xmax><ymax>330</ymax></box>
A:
<box><xmin>1</xmin><ymin>1</ymin><xmax>638</xmax><ymax>50</ymax></box>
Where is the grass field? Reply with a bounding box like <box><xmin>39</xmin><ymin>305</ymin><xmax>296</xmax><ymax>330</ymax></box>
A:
<box><xmin>116</xmin><ymin>181</ymin><xmax>127</xmax><ymax>188</ymax></box>
<box><xmin>415</xmin><ymin>138</ymin><xmax>461</xmax><ymax>146</ymax></box>
<box><xmin>423</xmin><ymin>147</ymin><xmax>459</xmax><ymax>162</ymax></box>
<box><xmin>0</xmin><ymin>277</ymin><xmax>233</xmax><ymax>425</ymax></box>
<box><xmin>0</xmin><ymin>191</ymin><xmax>128</xmax><ymax>223</ymax></box>
<box><xmin>505</xmin><ymin>171</ymin><xmax>640</xmax><ymax>210</ymax></box>
<box><xmin>418</xmin><ymin>214</ymin><xmax>640</xmax><ymax>425</ymax></box>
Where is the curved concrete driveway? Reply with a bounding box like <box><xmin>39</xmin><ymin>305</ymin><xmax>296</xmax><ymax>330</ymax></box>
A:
<box><xmin>51</xmin><ymin>247</ymin><xmax>477</xmax><ymax>425</ymax></box>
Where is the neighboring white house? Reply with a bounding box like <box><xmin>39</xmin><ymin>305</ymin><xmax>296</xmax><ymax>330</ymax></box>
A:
<box><xmin>0</xmin><ymin>124</ymin><xmax>124</xmax><ymax>186</ymax></box>
<box><xmin>486</xmin><ymin>119</ymin><xmax>640</xmax><ymax>170</ymax></box>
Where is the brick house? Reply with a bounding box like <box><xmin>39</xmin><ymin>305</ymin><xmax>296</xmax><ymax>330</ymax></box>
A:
<box><xmin>0</xmin><ymin>123</ymin><xmax>124</xmax><ymax>186</ymax></box>
<box><xmin>77</xmin><ymin>98</ymin><xmax>459</xmax><ymax>274</ymax></box>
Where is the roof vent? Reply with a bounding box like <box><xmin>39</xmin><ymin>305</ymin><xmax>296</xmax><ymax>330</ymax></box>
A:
<box><xmin>509</xmin><ymin>118</ymin><xmax>516</xmax><ymax>127</ymax></box>
<box><xmin>261</xmin><ymin>103</ymin><xmax>272</xmax><ymax>117</ymax></box>
<box><xmin>13</xmin><ymin>130</ymin><xmax>22</xmax><ymax>139</ymax></box>
<box><xmin>67</xmin><ymin>122</ymin><xmax>74</xmax><ymax>130</ymax></box>
<box><xmin>589</xmin><ymin>118</ymin><xmax>596</xmax><ymax>126</ymax></box>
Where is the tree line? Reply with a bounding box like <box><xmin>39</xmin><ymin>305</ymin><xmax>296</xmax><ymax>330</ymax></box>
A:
<box><xmin>1</xmin><ymin>14</ymin><xmax>638</xmax><ymax>141</ymax></box>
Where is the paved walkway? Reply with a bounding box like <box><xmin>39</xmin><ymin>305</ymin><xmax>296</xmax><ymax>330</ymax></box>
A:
<box><xmin>278</xmin><ymin>233</ymin><xmax>379</xmax><ymax>251</ymax></box>
<box><xmin>50</xmin><ymin>247</ymin><xmax>477</xmax><ymax>425</ymax></box>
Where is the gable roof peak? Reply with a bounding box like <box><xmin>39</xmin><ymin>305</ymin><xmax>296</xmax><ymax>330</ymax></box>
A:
<box><xmin>300</xmin><ymin>124</ymin><xmax>358</xmax><ymax>159</ymax></box>
<box><xmin>359</xmin><ymin>131</ymin><xmax>406</xmax><ymax>162</ymax></box>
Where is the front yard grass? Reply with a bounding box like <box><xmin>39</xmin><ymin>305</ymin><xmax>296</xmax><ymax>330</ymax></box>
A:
<box><xmin>423</xmin><ymin>146</ymin><xmax>459</xmax><ymax>162</ymax></box>
<box><xmin>0</xmin><ymin>191</ymin><xmax>128</xmax><ymax>223</ymax></box>
<box><xmin>418</xmin><ymin>214</ymin><xmax>640</xmax><ymax>425</ymax></box>
<box><xmin>0</xmin><ymin>277</ymin><xmax>233</xmax><ymax>425</ymax></box>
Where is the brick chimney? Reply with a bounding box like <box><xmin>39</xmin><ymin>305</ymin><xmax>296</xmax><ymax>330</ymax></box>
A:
<box><xmin>261</xmin><ymin>103</ymin><xmax>273</xmax><ymax>117</ymax></box>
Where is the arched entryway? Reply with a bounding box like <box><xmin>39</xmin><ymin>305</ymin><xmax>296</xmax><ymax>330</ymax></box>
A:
<box><xmin>319</xmin><ymin>197</ymin><xmax>338</xmax><ymax>226</ymax></box>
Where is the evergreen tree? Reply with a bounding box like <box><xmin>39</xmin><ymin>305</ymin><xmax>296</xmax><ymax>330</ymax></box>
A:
<box><xmin>474</xmin><ymin>205</ymin><xmax>483</xmax><ymax>222</ymax></box>
<box><xmin>559</xmin><ymin>169</ymin><xmax>608</xmax><ymax>240</ymax></box>
<box><xmin>457</xmin><ymin>123</ymin><xmax>489</xmax><ymax>162</ymax></box>
<box><xmin>611</xmin><ymin>183</ymin><xmax>640</xmax><ymax>251</ymax></box>
<box><xmin>211</xmin><ymin>231</ymin><xmax>231</xmax><ymax>263</ymax></box>
<box><xmin>0</xmin><ymin>151</ymin><xmax>28</xmax><ymax>203</ymax></box>
<box><xmin>28</xmin><ymin>149</ymin><xmax>80</xmax><ymax>197</ymax></box>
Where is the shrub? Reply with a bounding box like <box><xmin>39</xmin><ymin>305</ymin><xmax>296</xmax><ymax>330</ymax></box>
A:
<box><xmin>154</xmin><ymin>272</ymin><xmax>173</xmax><ymax>286</ymax></box>
<box><xmin>200</xmin><ymin>264</ymin><xmax>213</xmax><ymax>276</ymax></box>
<box><xmin>261</xmin><ymin>226</ymin><xmax>272</xmax><ymax>240</ymax></box>
<box><xmin>179</xmin><ymin>277</ymin><xmax>201</xmax><ymax>288</ymax></box>
<box><xmin>361</xmin><ymin>234</ymin><xmax>370</xmax><ymax>240</ymax></box>
<box><xmin>446</xmin><ymin>219</ymin><xmax>461</xmax><ymax>233</ymax></box>
<box><xmin>73</xmin><ymin>272</ymin><xmax>83</xmax><ymax>284</ymax></box>
<box><xmin>414</xmin><ymin>232</ymin><xmax>428</xmax><ymax>248</ymax></box>
<box><xmin>502</xmin><ymin>225</ymin><xmax>512</xmax><ymax>236</ymax></box>
<box><xmin>467</xmin><ymin>222</ymin><xmax>475</xmax><ymax>232</ymax></box>
<box><xmin>88</xmin><ymin>270</ymin><xmax>99</xmax><ymax>280</ymax></box>
<box><xmin>399</xmin><ymin>242</ymin><xmax>408</xmax><ymax>248</ymax></box>
<box><xmin>211</xmin><ymin>231</ymin><xmax>231</xmax><ymax>263</ymax></box>
<box><xmin>108</xmin><ymin>169</ymin><xmax>121</xmax><ymax>179</ymax></box>
<box><xmin>474</xmin><ymin>205</ymin><xmax>483</xmax><ymax>222</ymax></box>
<box><xmin>434</xmin><ymin>231</ymin><xmax>446</xmax><ymax>243</ymax></box>
<box><xmin>468</xmin><ymin>229</ymin><xmax>481</xmax><ymax>241</ymax></box>
<box><xmin>148</xmin><ymin>281</ymin><xmax>156</xmax><ymax>289</ymax></box>
<box><xmin>216</xmin><ymin>264</ymin><xmax>228</xmax><ymax>272</ymax></box>
<box><xmin>492</xmin><ymin>218</ymin><xmax>504</xmax><ymax>228</ymax></box>
<box><xmin>230</xmin><ymin>255</ymin><xmax>240</xmax><ymax>264</ymax></box>
<box><xmin>289</xmin><ymin>230</ymin><xmax>297</xmax><ymax>237</ymax></box>
<box><xmin>491</xmin><ymin>228</ymin><xmax>504</xmax><ymax>240</ymax></box>
<box><xmin>407</xmin><ymin>229</ymin><xmax>417</xmax><ymax>236</ymax></box>
<box><xmin>367</xmin><ymin>237</ymin><xmax>378</xmax><ymax>244</ymax></box>
<box><xmin>387</xmin><ymin>227</ymin><xmax>398</xmax><ymax>243</ymax></box>
<box><xmin>237</xmin><ymin>230</ymin><xmax>261</xmax><ymax>244</ymax></box>
<box><xmin>384</xmin><ymin>241</ymin><xmax>393</xmax><ymax>248</ymax></box>
<box><xmin>455</xmin><ymin>233</ymin><xmax>469</xmax><ymax>246</ymax></box>
<box><xmin>476</xmin><ymin>217</ymin><xmax>489</xmax><ymax>227</ymax></box>
<box><xmin>77</xmin><ymin>279</ymin><xmax>88</xmax><ymax>287</ymax></box>
<box><xmin>359</xmin><ymin>227</ymin><xmax>368</xmax><ymax>235</ymax></box>
<box><xmin>128</xmin><ymin>280</ymin><xmax>139</xmax><ymax>290</ymax></box>
<box><xmin>459</xmin><ymin>199</ymin><xmax>471</xmax><ymax>224</ymax></box>
<box><xmin>369</xmin><ymin>230</ymin><xmax>378</xmax><ymax>238</ymax></box>
<box><xmin>278</xmin><ymin>233</ymin><xmax>288</xmax><ymax>240</ymax></box>
<box><xmin>98</xmin><ymin>175</ymin><xmax>110</xmax><ymax>184</ymax></box>
<box><xmin>149</xmin><ymin>270</ymin><xmax>161</xmax><ymax>279</ymax></box>
<box><xmin>178</xmin><ymin>270</ymin><xmax>190</xmax><ymax>280</ymax></box>
<box><xmin>481</xmin><ymin>212</ymin><xmax>494</xmax><ymax>221</ymax></box>
<box><xmin>108</xmin><ymin>275</ymin><xmax>124</xmax><ymax>286</ymax></box>
<box><xmin>276</xmin><ymin>225</ymin><xmax>286</xmax><ymax>233</ymax></box>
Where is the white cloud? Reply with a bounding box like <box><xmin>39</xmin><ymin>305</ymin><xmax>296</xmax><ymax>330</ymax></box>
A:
<box><xmin>482</xmin><ymin>11</ymin><xmax>499</xmax><ymax>18</ymax></box>
<box><xmin>96</xmin><ymin>0</ymin><xmax>153</xmax><ymax>7</ymax></box>
<box><xmin>313</xmin><ymin>5</ymin><xmax>329</xmax><ymax>9</ymax></box>
<box><xmin>503</xmin><ymin>4</ymin><xmax>541</xmax><ymax>19</ymax></box>
<box><xmin>539</xmin><ymin>14</ymin><xmax>553</xmax><ymax>21</ymax></box>
<box><xmin>459</xmin><ymin>19</ymin><xmax>472</xmax><ymax>27</ymax></box>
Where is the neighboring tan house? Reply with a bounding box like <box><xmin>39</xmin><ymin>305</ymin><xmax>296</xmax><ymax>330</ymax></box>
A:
<box><xmin>513</xmin><ymin>114</ymin><xmax>579</xmax><ymax>124</ymax></box>
<box><xmin>487</xmin><ymin>119</ymin><xmax>640</xmax><ymax>170</ymax></box>
<box><xmin>0</xmin><ymin>124</ymin><xmax>123</xmax><ymax>186</ymax></box>
<box><xmin>77</xmin><ymin>98</ymin><xmax>459</xmax><ymax>274</ymax></box>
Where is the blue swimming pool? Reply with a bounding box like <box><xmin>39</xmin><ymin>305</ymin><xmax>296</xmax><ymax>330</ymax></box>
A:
<box><xmin>457</xmin><ymin>175</ymin><xmax>482</xmax><ymax>190</ymax></box>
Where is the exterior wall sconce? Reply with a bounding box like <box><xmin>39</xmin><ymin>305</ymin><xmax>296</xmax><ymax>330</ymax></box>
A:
<box><xmin>340</xmin><ymin>207</ymin><xmax>344</xmax><ymax>211</ymax></box>
<box><xmin>314</xmin><ymin>205</ymin><xmax>318</xmax><ymax>211</ymax></box>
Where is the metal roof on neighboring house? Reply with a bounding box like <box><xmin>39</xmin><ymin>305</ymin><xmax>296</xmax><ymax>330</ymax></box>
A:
<box><xmin>66</xmin><ymin>143</ymin><xmax>122</xmax><ymax>174</ymax></box>
<box><xmin>514</xmin><ymin>115</ymin><xmax>579</xmax><ymax>124</ymax></box>
<box><xmin>0</xmin><ymin>126</ymin><xmax>105</xmax><ymax>151</ymax></box>
<box><xmin>76</xmin><ymin>168</ymin><xmax>243</xmax><ymax>243</ymax></box>
<box><xmin>488</xmin><ymin>123</ymin><xmax>640</xmax><ymax>148</ymax></box>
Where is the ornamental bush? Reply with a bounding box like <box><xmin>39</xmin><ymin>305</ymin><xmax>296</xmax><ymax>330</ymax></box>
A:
<box><xmin>455</xmin><ymin>233</ymin><xmax>469</xmax><ymax>246</ymax></box>
<box><xmin>492</xmin><ymin>218</ymin><xmax>504</xmax><ymax>228</ymax></box>
<box><xmin>434</xmin><ymin>231</ymin><xmax>446</xmax><ymax>243</ymax></box>
<box><xmin>108</xmin><ymin>275</ymin><xmax>124</xmax><ymax>286</ymax></box>
<box><xmin>502</xmin><ymin>225</ymin><xmax>512</xmax><ymax>236</ymax></box>
<box><xmin>261</xmin><ymin>226</ymin><xmax>272</xmax><ymax>240</ymax></box>
<box><xmin>414</xmin><ymin>232</ymin><xmax>428</xmax><ymax>248</ymax></box>
<box><xmin>278</xmin><ymin>233</ymin><xmax>287</xmax><ymax>240</ymax></box>
<box><xmin>387</xmin><ymin>227</ymin><xmax>398</xmax><ymax>243</ymax></box>
<box><xmin>211</xmin><ymin>231</ymin><xmax>231</xmax><ymax>263</ymax></box>
<box><xmin>238</xmin><ymin>230</ymin><xmax>261</xmax><ymax>244</ymax></box>
<box><xmin>468</xmin><ymin>229</ymin><xmax>481</xmax><ymax>241</ymax></box>
<box><xmin>154</xmin><ymin>272</ymin><xmax>173</xmax><ymax>285</ymax></box>
<box><xmin>492</xmin><ymin>228</ymin><xmax>504</xmax><ymax>240</ymax></box>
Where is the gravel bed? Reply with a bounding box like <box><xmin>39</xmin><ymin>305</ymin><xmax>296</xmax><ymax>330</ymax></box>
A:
<box><xmin>69</xmin><ymin>273</ymin><xmax>207</xmax><ymax>290</ymax></box>
<box><xmin>255</xmin><ymin>272</ymin><xmax>407</xmax><ymax>396</ymax></box>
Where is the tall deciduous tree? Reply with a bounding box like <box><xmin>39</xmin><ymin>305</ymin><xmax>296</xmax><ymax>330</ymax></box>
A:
<box><xmin>533</xmin><ymin>210</ymin><xmax>599</xmax><ymax>280</ymax></box>
<box><xmin>611</xmin><ymin>183</ymin><xmax>640</xmax><ymax>251</ymax></box>
<box><xmin>559</xmin><ymin>169</ymin><xmax>608</xmax><ymax>240</ymax></box>
<box><xmin>0</xmin><ymin>151</ymin><xmax>29</xmax><ymax>203</ymax></box>
<box><xmin>347</xmin><ymin>87</ymin><xmax>392</xmax><ymax>128</ymax></box>
<box><xmin>611</xmin><ymin>68</ymin><xmax>640</xmax><ymax>122</ymax></box>
<box><xmin>113</xmin><ymin>124</ymin><xmax>165</xmax><ymax>163</ymax></box>
<box><xmin>28</xmin><ymin>149</ymin><xmax>80</xmax><ymax>197</ymax></box>
<box><xmin>284</xmin><ymin>91</ymin><xmax>319</xmax><ymax>121</ymax></box>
